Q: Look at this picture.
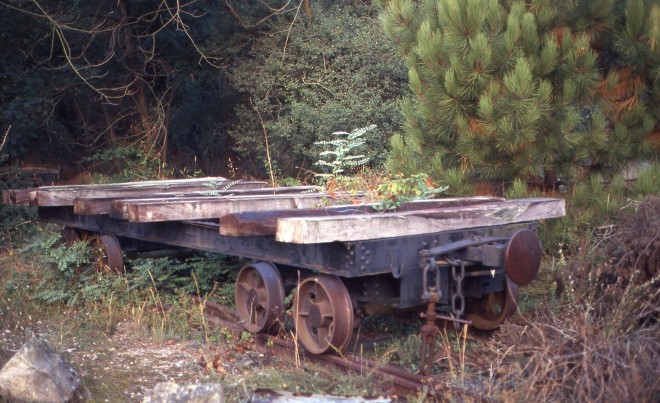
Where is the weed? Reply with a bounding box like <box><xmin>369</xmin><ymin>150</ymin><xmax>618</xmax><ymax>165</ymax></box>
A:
<box><xmin>201</xmin><ymin>179</ymin><xmax>245</xmax><ymax>196</ymax></box>
<box><xmin>239</xmin><ymin>331</ymin><xmax>253</xmax><ymax>343</ymax></box>
<box><xmin>314</xmin><ymin>125</ymin><xmax>375</xmax><ymax>187</ymax></box>
<box><xmin>374</xmin><ymin>173</ymin><xmax>448</xmax><ymax>211</ymax></box>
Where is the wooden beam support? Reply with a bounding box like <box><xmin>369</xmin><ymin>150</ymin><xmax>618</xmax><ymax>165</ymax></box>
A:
<box><xmin>2</xmin><ymin>189</ymin><xmax>37</xmax><ymax>206</ymax></box>
<box><xmin>73</xmin><ymin>185</ymin><xmax>318</xmax><ymax>215</ymax></box>
<box><xmin>114</xmin><ymin>193</ymin><xmax>363</xmax><ymax>222</ymax></box>
<box><xmin>35</xmin><ymin>178</ymin><xmax>267</xmax><ymax>207</ymax></box>
<box><xmin>275</xmin><ymin>198</ymin><xmax>566</xmax><ymax>244</ymax></box>
<box><xmin>2</xmin><ymin>177</ymin><xmax>233</xmax><ymax>206</ymax></box>
<box><xmin>219</xmin><ymin>197</ymin><xmax>504</xmax><ymax>237</ymax></box>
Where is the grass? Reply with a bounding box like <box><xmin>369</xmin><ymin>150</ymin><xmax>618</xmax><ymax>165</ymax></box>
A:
<box><xmin>223</xmin><ymin>362</ymin><xmax>383</xmax><ymax>400</ymax></box>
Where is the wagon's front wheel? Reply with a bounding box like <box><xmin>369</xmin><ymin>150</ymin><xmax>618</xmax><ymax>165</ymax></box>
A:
<box><xmin>294</xmin><ymin>274</ymin><xmax>354</xmax><ymax>355</ymax></box>
<box><xmin>235</xmin><ymin>262</ymin><xmax>285</xmax><ymax>334</ymax></box>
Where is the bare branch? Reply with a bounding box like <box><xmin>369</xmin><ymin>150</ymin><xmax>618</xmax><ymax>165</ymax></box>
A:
<box><xmin>0</xmin><ymin>126</ymin><xmax>11</xmax><ymax>155</ymax></box>
<box><xmin>250</xmin><ymin>98</ymin><xmax>276</xmax><ymax>188</ymax></box>
<box><xmin>281</xmin><ymin>0</ymin><xmax>304</xmax><ymax>64</ymax></box>
<box><xmin>221</xmin><ymin>0</ymin><xmax>295</xmax><ymax>28</ymax></box>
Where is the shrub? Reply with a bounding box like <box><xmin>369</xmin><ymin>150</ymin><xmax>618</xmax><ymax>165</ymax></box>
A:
<box><xmin>227</xmin><ymin>2</ymin><xmax>406</xmax><ymax>179</ymax></box>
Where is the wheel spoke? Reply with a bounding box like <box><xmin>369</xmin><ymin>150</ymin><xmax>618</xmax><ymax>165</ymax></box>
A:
<box><xmin>294</xmin><ymin>275</ymin><xmax>354</xmax><ymax>355</ymax></box>
<box><xmin>234</xmin><ymin>262</ymin><xmax>284</xmax><ymax>334</ymax></box>
<box><xmin>315</xmin><ymin>325</ymin><xmax>328</xmax><ymax>344</ymax></box>
<box><xmin>255</xmin><ymin>286</ymin><xmax>268</xmax><ymax>302</ymax></box>
<box><xmin>237</xmin><ymin>282</ymin><xmax>252</xmax><ymax>293</ymax></box>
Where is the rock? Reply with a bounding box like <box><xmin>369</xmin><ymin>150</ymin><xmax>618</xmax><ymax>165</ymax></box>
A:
<box><xmin>0</xmin><ymin>335</ymin><xmax>82</xmax><ymax>402</ymax></box>
<box><xmin>142</xmin><ymin>382</ymin><xmax>224</xmax><ymax>403</ymax></box>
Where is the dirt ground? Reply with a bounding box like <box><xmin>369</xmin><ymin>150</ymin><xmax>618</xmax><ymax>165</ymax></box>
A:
<box><xmin>0</xmin><ymin>255</ymin><xmax>279</xmax><ymax>402</ymax></box>
<box><xmin>1</xmin><ymin>310</ymin><xmax>206</xmax><ymax>400</ymax></box>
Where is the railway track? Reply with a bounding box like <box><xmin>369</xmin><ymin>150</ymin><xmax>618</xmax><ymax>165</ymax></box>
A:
<box><xmin>195</xmin><ymin>296</ymin><xmax>492</xmax><ymax>402</ymax></box>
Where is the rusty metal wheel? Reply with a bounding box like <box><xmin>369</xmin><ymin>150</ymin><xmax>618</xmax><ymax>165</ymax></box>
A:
<box><xmin>466</xmin><ymin>274</ymin><xmax>520</xmax><ymax>330</ymax></box>
<box><xmin>294</xmin><ymin>274</ymin><xmax>354</xmax><ymax>355</ymax></box>
<box><xmin>90</xmin><ymin>234</ymin><xmax>124</xmax><ymax>273</ymax></box>
<box><xmin>235</xmin><ymin>262</ymin><xmax>285</xmax><ymax>334</ymax></box>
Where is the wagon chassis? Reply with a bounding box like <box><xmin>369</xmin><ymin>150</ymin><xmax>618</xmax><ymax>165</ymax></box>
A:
<box><xmin>4</xmin><ymin>177</ymin><xmax>565</xmax><ymax>357</ymax></box>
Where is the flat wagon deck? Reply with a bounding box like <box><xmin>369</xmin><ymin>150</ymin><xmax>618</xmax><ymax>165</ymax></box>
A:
<box><xmin>3</xmin><ymin>177</ymin><xmax>565</xmax><ymax>355</ymax></box>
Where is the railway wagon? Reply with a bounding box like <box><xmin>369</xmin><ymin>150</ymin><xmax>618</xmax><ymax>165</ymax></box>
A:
<box><xmin>2</xmin><ymin>177</ymin><xmax>565</xmax><ymax>355</ymax></box>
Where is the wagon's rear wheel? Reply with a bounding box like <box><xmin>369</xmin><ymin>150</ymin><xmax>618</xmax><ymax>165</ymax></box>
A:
<box><xmin>60</xmin><ymin>227</ymin><xmax>82</xmax><ymax>246</ymax></box>
<box><xmin>235</xmin><ymin>262</ymin><xmax>285</xmax><ymax>334</ymax></box>
<box><xmin>90</xmin><ymin>234</ymin><xmax>124</xmax><ymax>273</ymax></box>
<box><xmin>466</xmin><ymin>274</ymin><xmax>519</xmax><ymax>330</ymax></box>
<box><xmin>294</xmin><ymin>274</ymin><xmax>354</xmax><ymax>355</ymax></box>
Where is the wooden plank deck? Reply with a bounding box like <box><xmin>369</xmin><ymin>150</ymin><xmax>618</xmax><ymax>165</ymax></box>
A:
<box><xmin>275</xmin><ymin>198</ymin><xmax>566</xmax><ymax>244</ymax></box>
<box><xmin>3</xmin><ymin>178</ymin><xmax>566</xmax><ymax>245</ymax></box>
<box><xmin>36</xmin><ymin>180</ymin><xmax>268</xmax><ymax>207</ymax></box>
<box><xmin>219</xmin><ymin>196</ymin><xmax>504</xmax><ymax>237</ymax></box>
<box><xmin>2</xmin><ymin>177</ymin><xmax>236</xmax><ymax>206</ymax></box>
<box><xmin>113</xmin><ymin>192</ymin><xmax>364</xmax><ymax>222</ymax></box>
<box><xmin>73</xmin><ymin>186</ymin><xmax>320</xmax><ymax>215</ymax></box>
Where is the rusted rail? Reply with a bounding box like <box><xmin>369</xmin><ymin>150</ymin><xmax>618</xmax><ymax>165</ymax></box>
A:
<box><xmin>192</xmin><ymin>296</ymin><xmax>491</xmax><ymax>402</ymax></box>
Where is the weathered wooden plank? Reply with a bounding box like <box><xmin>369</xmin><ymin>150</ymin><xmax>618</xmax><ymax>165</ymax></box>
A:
<box><xmin>117</xmin><ymin>193</ymin><xmax>363</xmax><ymax>223</ymax></box>
<box><xmin>276</xmin><ymin>198</ymin><xmax>566</xmax><ymax>244</ymax></box>
<box><xmin>2</xmin><ymin>189</ymin><xmax>37</xmax><ymax>206</ymax></box>
<box><xmin>219</xmin><ymin>196</ymin><xmax>504</xmax><ymax>236</ymax></box>
<box><xmin>35</xmin><ymin>178</ymin><xmax>265</xmax><ymax>207</ymax></box>
<box><xmin>73</xmin><ymin>184</ymin><xmax>314</xmax><ymax>215</ymax></box>
<box><xmin>3</xmin><ymin>177</ymin><xmax>232</xmax><ymax>206</ymax></box>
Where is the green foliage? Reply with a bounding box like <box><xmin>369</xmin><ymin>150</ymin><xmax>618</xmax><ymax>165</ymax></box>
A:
<box><xmin>314</xmin><ymin>125</ymin><xmax>374</xmax><ymax>182</ymax></box>
<box><xmin>23</xmin><ymin>231</ymin><xmax>243</xmax><ymax>307</ymax></box>
<box><xmin>0</xmin><ymin>168</ymin><xmax>38</xmax><ymax>246</ymax></box>
<box><xmin>85</xmin><ymin>145</ymin><xmax>162</xmax><ymax>183</ymax></box>
<box><xmin>228</xmin><ymin>2</ymin><xmax>407</xmax><ymax>178</ymax></box>
<box><xmin>374</xmin><ymin>173</ymin><xmax>448</xmax><ymax>211</ymax></box>
<box><xmin>22</xmin><ymin>234</ymin><xmax>92</xmax><ymax>281</ymax></box>
<box><xmin>632</xmin><ymin>162</ymin><xmax>660</xmax><ymax>196</ymax></box>
<box><xmin>505</xmin><ymin>178</ymin><xmax>540</xmax><ymax>199</ymax></box>
<box><xmin>201</xmin><ymin>179</ymin><xmax>247</xmax><ymax>197</ymax></box>
<box><xmin>536</xmin><ymin>163</ymin><xmax>660</xmax><ymax>253</ymax></box>
<box><xmin>21</xmin><ymin>234</ymin><xmax>95</xmax><ymax>304</ymax></box>
<box><xmin>381</xmin><ymin>0</ymin><xmax>659</xmax><ymax>193</ymax></box>
<box><xmin>128</xmin><ymin>252</ymin><xmax>243</xmax><ymax>305</ymax></box>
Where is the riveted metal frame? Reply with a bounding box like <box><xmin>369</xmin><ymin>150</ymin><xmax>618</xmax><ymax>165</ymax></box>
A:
<box><xmin>38</xmin><ymin>206</ymin><xmax>537</xmax><ymax>309</ymax></box>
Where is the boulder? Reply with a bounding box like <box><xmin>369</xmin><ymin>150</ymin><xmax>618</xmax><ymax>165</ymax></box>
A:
<box><xmin>0</xmin><ymin>335</ymin><xmax>82</xmax><ymax>402</ymax></box>
<box><xmin>142</xmin><ymin>382</ymin><xmax>224</xmax><ymax>403</ymax></box>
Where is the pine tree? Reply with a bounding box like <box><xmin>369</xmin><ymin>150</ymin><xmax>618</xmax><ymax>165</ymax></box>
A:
<box><xmin>381</xmin><ymin>0</ymin><xmax>659</xmax><ymax>194</ymax></box>
<box><xmin>600</xmin><ymin>0</ymin><xmax>660</xmax><ymax>166</ymax></box>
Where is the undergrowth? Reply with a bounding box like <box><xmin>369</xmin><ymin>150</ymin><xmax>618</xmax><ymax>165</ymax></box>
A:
<box><xmin>8</xmin><ymin>230</ymin><xmax>244</xmax><ymax>343</ymax></box>
<box><xmin>488</xmin><ymin>195</ymin><xmax>660</xmax><ymax>402</ymax></box>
